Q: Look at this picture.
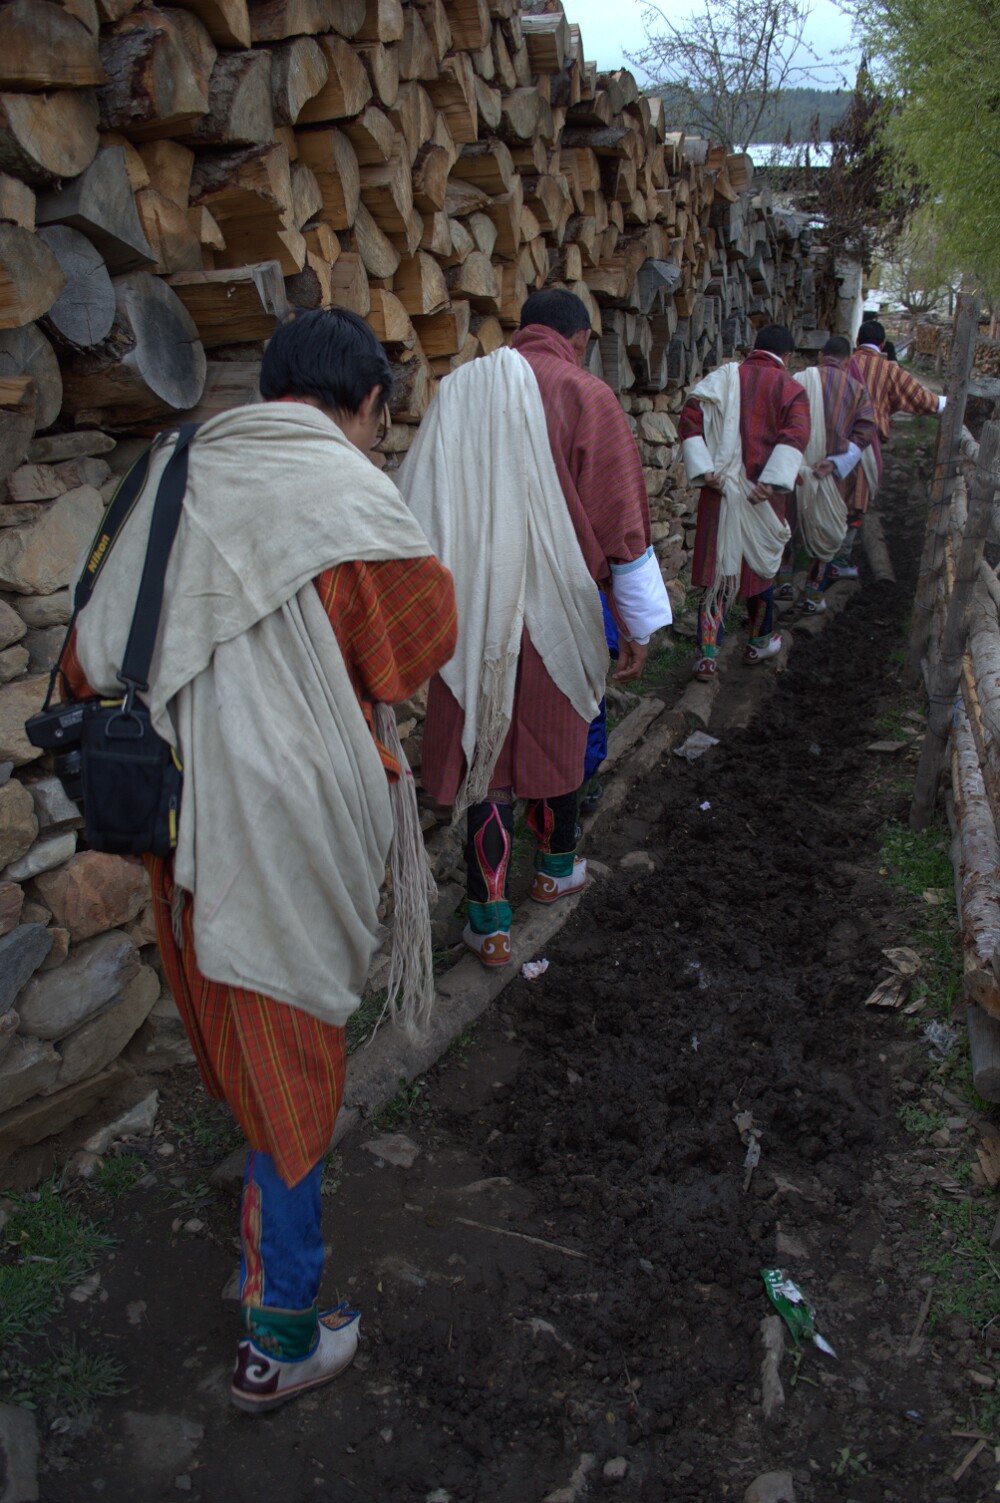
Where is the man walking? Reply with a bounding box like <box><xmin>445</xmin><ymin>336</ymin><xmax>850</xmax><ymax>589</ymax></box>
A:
<box><xmin>401</xmin><ymin>289</ymin><xmax>672</xmax><ymax>968</ymax></box>
<box><xmin>680</xmin><ymin>325</ymin><xmax>810</xmax><ymax>680</ymax></box>
<box><xmin>828</xmin><ymin>318</ymin><xmax>946</xmax><ymax>581</ymax></box>
<box><xmin>791</xmin><ymin>335</ymin><xmax>877</xmax><ymax>611</ymax></box>
<box><xmin>63</xmin><ymin>310</ymin><xmax>457</xmax><ymax>1412</ymax></box>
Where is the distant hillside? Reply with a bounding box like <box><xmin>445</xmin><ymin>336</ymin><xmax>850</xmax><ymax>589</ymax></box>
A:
<box><xmin>651</xmin><ymin>86</ymin><xmax>851</xmax><ymax>145</ymax></box>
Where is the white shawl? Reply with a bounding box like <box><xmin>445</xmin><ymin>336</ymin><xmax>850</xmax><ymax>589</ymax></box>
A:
<box><xmin>74</xmin><ymin>403</ymin><xmax>437</xmax><ymax>1032</ymax></box>
<box><xmin>794</xmin><ymin>366</ymin><xmax>848</xmax><ymax>562</ymax></box>
<box><xmin>681</xmin><ymin>363</ymin><xmax>793</xmax><ymax>614</ymax></box>
<box><xmin>397</xmin><ymin>347</ymin><xmax>608</xmax><ymax>811</ymax></box>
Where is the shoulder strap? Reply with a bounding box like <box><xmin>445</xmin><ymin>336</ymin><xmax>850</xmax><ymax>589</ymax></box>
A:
<box><xmin>118</xmin><ymin>422</ymin><xmax>199</xmax><ymax>694</ymax></box>
<box><xmin>42</xmin><ymin>423</ymin><xmax>198</xmax><ymax>710</ymax></box>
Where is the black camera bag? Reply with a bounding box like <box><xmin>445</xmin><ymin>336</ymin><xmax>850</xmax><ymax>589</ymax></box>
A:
<box><xmin>27</xmin><ymin>423</ymin><xmax>199</xmax><ymax>858</ymax></box>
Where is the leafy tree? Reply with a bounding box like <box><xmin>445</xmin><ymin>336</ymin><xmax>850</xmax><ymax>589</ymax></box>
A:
<box><xmin>874</xmin><ymin>206</ymin><xmax>960</xmax><ymax>316</ymax></box>
<box><xmin>850</xmin><ymin>0</ymin><xmax>1000</xmax><ymax>297</ymax></box>
<box><xmin>629</xmin><ymin>0</ymin><xmax>837</xmax><ymax>152</ymax></box>
<box><xmin>812</xmin><ymin>69</ymin><xmax>923</xmax><ymax>274</ymax></box>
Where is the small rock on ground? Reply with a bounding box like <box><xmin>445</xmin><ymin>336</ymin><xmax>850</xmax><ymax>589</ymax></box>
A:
<box><xmin>362</xmin><ymin>1133</ymin><xmax>421</xmax><ymax>1168</ymax></box>
<box><xmin>0</xmin><ymin>1402</ymin><xmax>39</xmax><ymax>1503</ymax></box>
<box><xmin>603</xmin><ymin>1456</ymin><xmax>628</xmax><ymax>1482</ymax></box>
<box><xmin>744</xmin><ymin>1471</ymin><xmax>795</xmax><ymax>1503</ymax></box>
<box><xmin>619</xmin><ymin>851</ymin><xmax>655</xmax><ymax>873</ymax></box>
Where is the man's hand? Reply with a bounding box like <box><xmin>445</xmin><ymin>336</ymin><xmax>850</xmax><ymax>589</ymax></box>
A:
<box><xmin>812</xmin><ymin>459</ymin><xmax>835</xmax><ymax>479</ymax></box>
<box><xmin>702</xmin><ymin>471</ymin><xmax>724</xmax><ymax>492</ymax></box>
<box><xmin>614</xmin><ymin>638</ymin><xmax>649</xmax><ymax>682</ymax></box>
<box><xmin>748</xmin><ymin>481</ymin><xmax>775</xmax><ymax>504</ymax></box>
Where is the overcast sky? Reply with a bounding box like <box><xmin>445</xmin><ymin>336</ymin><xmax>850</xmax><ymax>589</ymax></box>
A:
<box><xmin>567</xmin><ymin>0</ymin><xmax>860</xmax><ymax>89</ymax></box>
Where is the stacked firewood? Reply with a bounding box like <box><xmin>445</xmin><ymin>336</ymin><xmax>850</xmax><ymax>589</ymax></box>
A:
<box><xmin>0</xmin><ymin>0</ymin><xmax>842</xmax><ymax>1183</ymax></box>
<box><xmin>0</xmin><ymin>0</ymin><xmax>837</xmax><ymax>460</ymax></box>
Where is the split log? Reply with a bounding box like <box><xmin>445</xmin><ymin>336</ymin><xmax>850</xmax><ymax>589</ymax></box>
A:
<box><xmin>355</xmin><ymin>42</ymin><xmax>400</xmax><ymax>109</ymax></box>
<box><xmin>398</xmin><ymin>7</ymin><xmax>437</xmax><ymax>81</ymax></box>
<box><xmin>418</xmin><ymin>0</ymin><xmax>452</xmax><ymax>60</ymax></box>
<box><xmin>290</xmin><ymin>161</ymin><xmax>323</xmax><ymax>226</ymax></box>
<box><xmin>419</xmin><ymin>210</ymin><xmax>451</xmax><ymax>256</ymax></box>
<box><xmin>271</xmin><ymin>37</ymin><xmax>329</xmax><ymax>125</ymax></box>
<box><xmin>327</xmin><ymin>0</ymin><xmax>367</xmax><ymax>35</ymax></box>
<box><xmin>136</xmin><ymin>188</ymin><xmax>204</xmax><ymax>272</ymax></box>
<box><xmin>951</xmin><ymin>706</ymin><xmax>1000</xmax><ymax>1020</ymax></box>
<box><xmin>189</xmin><ymin>142</ymin><xmax>298</xmax><ymax>264</ymax></box>
<box><xmin>166</xmin><ymin>262</ymin><xmax>288</xmax><ymax>344</ymax></box>
<box><xmin>36</xmin><ymin>145</ymin><xmax>154</xmax><ymax>273</ymax></box>
<box><xmin>343</xmin><ymin>105</ymin><xmax>397</xmax><ymax>164</ymax></box>
<box><xmin>37</xmin><ymin>226</ymin><xmax>116</xmax><ymax>351</ymax></box>
<box><xmin>445</xmin><ymin>0</ymin><xmax>490</xmax><ymax>50</ymax></box>
<box><xmin>186</xmin><ymin>49</ymin><xmax>274</xmax><ymax>147</ymax></box>
<box><xmin>387</xmin><ymin>346</ymin><xmax>430</xmax><ymax>421</ymax></box>
<box><xmin>392</xmin><ymin>250</ymin><xmax>448</xmax><ymax>314</ymax></box>
<box><xmin>327</xmin><ymin>250</ymin><xmax>370</xmax><ymax>314</ymax></box>
<box><xmin>170</xmin><ymin>0</ymin><xmax>252</xmax><ymax>47</ymax></box>
<box><xmin>427</xmin><ymin>54</ymin><xmax>477</xmax><ymax>144</ymax></box>
<box><xmin>0</xmin><ymin>325</ymin><xmax>63</xmax><ymax>430</ymax></box>
<box><xmin>474</xmin><ymin>76</ymin><xmax>502</xmax><ymax>132</ymax></box>
<box><xmin>520</xmin><ymin>11</ymin><xmax>567</xmax><ymax>72</ymax></box>
<box><xmin>138</xmin><ymin>140</ymin><xmax>195</xmax><ymax>208</ymax></box>
<box><xmin>285</xmin><ymin>251</ymin><xmax>334</xmax><ymax>306</ymax></box>
<box><xmin>0</xmin><ymin>226</ymin><xmax>67</xmax><ymax>330</ymax></box>
<box><xmin>296</xmin><ymin>34</ymin><xmax>372</xmax><ymax>123</ymax></box>
<box><xmin>60</xmin><ymin>270</ymin><xmax>207</xmax><ymax>426</ymax></box>
<box><xmin>357</xmin><ymin>0</ymin><xmax>404</xmax><ymax>42</ymax></box>
<box><xmin>389</xmin><ymin>80</ymin><xmax>436</xmax><ymax>163</ymax></box>
<box><xmin>98</xmin><ymin>11</ymin><xmax>213</xmax><ymax>139</ymax></box>
<box><xmin>412</xmin><ymin>142</ymin><xmax>450</xmax><ymax>212</ymax></box>
<box><xmin>0</xmin><ymin>0</ymin><xmax>107</xmax><ymax>90</ymax></box>
<box><xmin>342</xmin><ymin>200</ymin><xmax>400</xmax><ymax>278</ymax></box>
<box><xmin>295</xmin><ymin>128</ymin><xmax>360</xmax><ymax>228</ymax></box>
<box><xmin>366</xmin><ymin>287</ymin><xmax>414</xmax><ymax>344</ymax></box>
<box><xmin>412</xmin><ymin>299</ymin><xmax>469</xmax><ymax>356</ymax></box>
<box><xmin>499</xmin><ymin>85</ymin><xmax>539</xmax><ymax>142</ymax></box>
<box><xmin>967</xmin><ymin>1003</ymin><xmax>1000</xmax><ymax>1102</ymax></box>
<box><xmin>0</xmin><ymin>175</ymin><xmax>35</xmax><ymax>230</ymax></box>
<box><xmin>443</xmin><ymin>216</ymin><xmax>474</xmax><ymax>265</ymax></box>
<box><xmin>444</xmin><ymin>249</ymin><xmax>499</xmax><ymax>311</ymax></box>
<box><xmin>247</xmin><ymin>0</ymin><xmax>335</xmax><ymax>40</ymax></box>
<box><xmin>913</xmin><ymin>424</ymin><xmax>1000</xmax><ymax>830</ymax></box>
<box><xmin>171</xmin><ymin>358</ymin><xmax>259</xmax><ymax>423</ymax></box>
<box><xmin>0</xmin><ymin>378</ymin><xmax>35</xmax><ymax>484</ymax></box>
<box><xmin>0</xmin><ymin>90</ymin><xmax>100</xmax><ymax>185</ymax></box>
<box><xmin>358</xmin><ymin>142</ymin><xmax>413</xmax><ymax>236</ymax></box>
<box><xmin>470</xmin><ymin>311</ymin><xmax>502</xmax><ymax>352</ymax></box>
<box><xmin>451</xmin><ymin>137</ymin><xmax>514</xmax><ymax>195</ymax></box>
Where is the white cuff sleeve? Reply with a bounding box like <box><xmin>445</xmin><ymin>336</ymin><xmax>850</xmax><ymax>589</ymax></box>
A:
<box><xmin>610</xmin><ymin>545</ymin><xmax>673</xmax><ymax>641</ymax></box>
<box><xmin>758</xmin><ymin>443</ymin><xmax>803</xmax><ymax>492</ymax></box>
<box><xmin>938</xmin><ymin>394</ymin><xmax>947</xmax><ymax>413</ymax></box>
<box><xmin>830</xmin><ymin>441</ymin><xmax>862</xmax><ymax>479</ymax></box>
<box><xmin>681</xmin><ymin>436</ymin><xmax>714</xmax><ymax>483</ymax></box>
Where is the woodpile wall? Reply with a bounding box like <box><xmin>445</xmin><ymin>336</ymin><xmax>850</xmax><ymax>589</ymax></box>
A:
<box><xmin>0</xmin><ymin>0</ymin><xmax>842</xmax><ymax>1181</ymax></box>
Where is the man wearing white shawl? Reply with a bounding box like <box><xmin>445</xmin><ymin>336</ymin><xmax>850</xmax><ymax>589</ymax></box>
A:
<box><xmin>679</xmin><ymin>325</ymin><xmax>810</xmax><ymax>681</ymax></box>
<box><xmin>779</xmin><ymin>336</ymin><xmax>877</xmax><ymax>612</ymax></box>
<box><xmin>64</xmin><ymin>311</ymin><xmax>456</xmax><ymax>1412</ymax></box>
<box><xmin>400</xmin><ymin>290</ymin><xmax>672</xmax><ymax>969</ymax></box>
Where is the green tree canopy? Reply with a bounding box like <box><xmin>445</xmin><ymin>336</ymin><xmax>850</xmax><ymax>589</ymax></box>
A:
<box><xmin>854</xmin><ymin>0</ymin><xmax>1000</xmax><ymax>295</ymax></box>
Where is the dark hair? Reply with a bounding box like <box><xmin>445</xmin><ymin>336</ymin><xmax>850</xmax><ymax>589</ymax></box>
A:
<box><xmin>857</xmin><ymin>320</ymin><xmax>885</xmax><ymax>347</ymax></box>
<box><xmin>754</xmin><ymin>324</ymin><xmax>795</xmax><ymax>356</ymax></box>
<box><xmin>823</xmin><ymin>336</ymin><xmax>852</xmax><ymax>359</ymax></box>
<box><xmin>520</xmin><ymin>289</ymin><xmax>592</xmax><ymax>338</ymax></box>
<box><xmin>260</xmin><ymin>308</ymin><xmax>393</xmax><ymax>413</ymax></box>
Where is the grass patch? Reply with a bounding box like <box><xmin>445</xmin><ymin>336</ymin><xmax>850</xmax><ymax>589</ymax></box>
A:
<box><xmin>92</xmin><ymin>1153</ymin><xmax>146</xmax><ymax>1201</ymax></box>
<box><xmin>372</xmin><ymin>1077</ymin><xmax>426</xmax><ymax>1132</ymax></box>
<box><xmin>879</xmin><ymin>820</ymin><xmax>961</xmax><ymax>1019</ymax></box>
<box><xmin>0</xmin><ymin>1178</ymin><xmax>115</xmax><ymax>1350</ymax></box>
<box><xmin>897</xmin><ymin>1103</ymin><xmax>947</xmax><ymax>1137</ymax></box>
<box><xmin>10</xmin><ymin>1338</ymin><xmax>125</xmax><ymax>1412</ymax></box>
<box><xmin>632</xmin><ymin>634</ymin><xmax>695</xmax><ymax>694</ymax></box>
<box><xmin>922</xmin><ymin>1196</ymin><xmax>1000</xmax><ymax>1329</ymax></box>
<box><xmin>347</xmin><ymin>988</ymin><xmax>389</xmax><ymax>1053</ymax></box>
<box><xmin>172</xmin><ymin>1102</ymin><xmax>241</xmax><ymax>1161</ymax></box>
<box><xmin>320</xmin><ymin>1151</ymin><xmax>342</xmax><ymax>1198</ymax></box>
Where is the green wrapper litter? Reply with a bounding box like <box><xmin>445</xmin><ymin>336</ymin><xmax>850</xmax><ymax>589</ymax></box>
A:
<box><xmin>761</xmin><ymin>1268</ymin><xmax>837</xmax><ymax>1357</ymax></box>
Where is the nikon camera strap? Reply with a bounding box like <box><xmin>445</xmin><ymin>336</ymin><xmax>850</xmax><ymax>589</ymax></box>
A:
<box><xmin>42</xmin><ymin>423</ymin><xmax>200</xmax><ymax>711</ymax></box>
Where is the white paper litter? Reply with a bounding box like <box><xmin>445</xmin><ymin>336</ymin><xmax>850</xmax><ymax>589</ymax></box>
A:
<box><xmin>699</xmin><ymin>800</ymin><xmax>711</xmax><ymax>811</ymax></box>
<box><xmin>674</xmin><ymin>731</ymin><xmax>720</xmax><ymax>762</ymax></box>
<box><xmin>521</xmin><ymin>959</ymin><xmax>549</xmax><ymax>981</ymax></box>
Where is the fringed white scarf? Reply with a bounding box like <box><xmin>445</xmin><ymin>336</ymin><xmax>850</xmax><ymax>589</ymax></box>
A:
<box><xmin>794</xmin><ymin>366</ymin><xmax>849</xmax><ymax>562</ymax></box>
<box><xmin>397</xmin><ymin>348</ymin><xmax>608</xmax><ymax>815</ymax></box>
<box><xmin>75</xmin><ymin>403</ymin><xmax>440</xmax><ymax>1039</ymax></box>
<box><xmin>682</xmin><ymin>363</ymin><xmax>793</xmax><ymax>624</ymax></box>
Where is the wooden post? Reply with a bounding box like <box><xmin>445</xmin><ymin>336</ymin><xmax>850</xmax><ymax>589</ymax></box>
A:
<box><xmin>905</xmin><ymin>293</ymin><xmax>981</xmax><ymax>687</ymax></box>
<box><xmin>911</xmin><ymin>421</ymin><xmax>1000</xmax><ymax>831</ymax></box>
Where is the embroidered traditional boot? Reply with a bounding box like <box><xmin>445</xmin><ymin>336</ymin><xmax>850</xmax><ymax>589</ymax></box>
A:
<box><xmin>231</xmin><ymin>1302</ymin><xmax>360</xmax><ymax>1413</ymax></box>
<box><xmin>530</xmin><ymin>855</ymin><xmax>587</xmax><ymax>904</ymax></box>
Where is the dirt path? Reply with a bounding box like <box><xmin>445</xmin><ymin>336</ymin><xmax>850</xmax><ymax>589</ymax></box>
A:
<box><xmin>15</xmin><ymin>419</ymin><xmax>1000</xmax><ymax>1503</ymax></box>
